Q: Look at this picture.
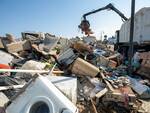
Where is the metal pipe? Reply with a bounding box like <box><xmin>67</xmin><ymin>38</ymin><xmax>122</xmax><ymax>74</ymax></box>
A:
<box><xmin>128</xmin><ymin>0</ymin><xmax>135</xmax><ymax>75</ymax></box>
<box><xmin>0</xmin><ymin>69</ymin><xmax>64</xmax><ymax>74</ymax></box>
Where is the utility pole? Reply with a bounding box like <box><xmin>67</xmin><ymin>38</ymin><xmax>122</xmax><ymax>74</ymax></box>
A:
<box><xmin>128</xmin><ymin>0</ymin><xmax>135</xmax><ymax>75</ymax></box>
<box><xmin>100</xmin><ymin>31</ymin><xmax>104</xmax><ymax>41</ymax></box>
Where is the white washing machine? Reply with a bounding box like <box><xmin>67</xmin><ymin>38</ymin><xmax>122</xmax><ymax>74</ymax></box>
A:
<box><xmin>6</xmin><ymin>75</ymin><xmax>78</xmax><ymax>113</ymax></box>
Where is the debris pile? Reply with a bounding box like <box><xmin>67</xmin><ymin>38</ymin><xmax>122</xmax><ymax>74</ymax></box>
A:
<box><xmin>0</xmin><ymin>33</ymin><xmax>149</xmax><ymax>113</ymax></box>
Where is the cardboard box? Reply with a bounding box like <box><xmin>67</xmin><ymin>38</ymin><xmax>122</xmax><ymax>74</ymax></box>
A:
<box><xmin>137</xmin><ymin>59</ymin><xmax>150</xmax><ymax>78</ymax></box>
<box><xmin>97</xmin><ymin>56</ymin><xmax>117</xmax><ymax>68</ymax></box>
<box><xmin>142</xmin><ymin>59</ymin><xmax>150</xmax><ymax>68</ymax></box>
<box><xmin>6</xmin><ymin>40</ymin><xmax>31</xmax><ymax>53</ymax></box>
<box><xmin>139</xmin><ymin>52</ymin><xmax>150</xmax><ymax>60</ymax></box>
<box><xmin>103</xmin><ymin>86</ymin><xmax>136</xmax><ymax>103</ymax></box>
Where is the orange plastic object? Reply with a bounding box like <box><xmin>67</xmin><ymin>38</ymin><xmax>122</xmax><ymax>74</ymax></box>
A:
<box><xmin>0</xmin><ymin>64</ymin><xmax>11</xmax><ymax>69</ymax></box>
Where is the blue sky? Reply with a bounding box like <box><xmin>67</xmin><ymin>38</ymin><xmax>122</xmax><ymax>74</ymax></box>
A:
<box><xmin>0</xmin><ymin>0</ymin><xmax>150</xmax><ymax>38</ymax></box>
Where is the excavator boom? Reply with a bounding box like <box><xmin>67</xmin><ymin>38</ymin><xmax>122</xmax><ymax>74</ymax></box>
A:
<box><xmin>83</xmin><ymin>3</ymin><xmax>128</xmax><ymax>21</ymax></box>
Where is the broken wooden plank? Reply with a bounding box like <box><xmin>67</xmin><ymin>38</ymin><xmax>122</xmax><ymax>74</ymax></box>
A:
<box><xmin>100</xmin><ymin>72</ymin><xmax>114</xmax><ymax>92</ymax></box>
<box><xmin>90</xmin><ymin>99</ymin><xmax>98</xmax><ymax>113</ymax></box>
<box><xmin>52</xmin><ymin>70</ymin><xmax>64</xmax><ymax>74</ymax></box>
<box><xmin>96</xmin><ymin>88</ymin><xmax>108</xmax><ymax>98</ymax></box>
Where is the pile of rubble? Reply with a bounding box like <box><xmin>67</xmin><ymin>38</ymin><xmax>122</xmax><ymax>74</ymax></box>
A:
<box><xmin>0</xmin><ymin>33</ymin><xmax>149</xmax><ymax>113</ymax></box>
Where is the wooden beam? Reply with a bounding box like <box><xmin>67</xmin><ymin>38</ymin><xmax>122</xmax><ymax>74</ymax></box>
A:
<box><xmin>100</xmin><ymin>72</ymin><xmax>114</xmax><ymax>92</ymax></box>
<box><xmin>90</xmin><ymin>99</ymin><xmax>98</xmax><ymax>113</ymax></box>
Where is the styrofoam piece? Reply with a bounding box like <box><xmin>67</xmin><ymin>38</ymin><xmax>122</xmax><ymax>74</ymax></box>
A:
<box><xmin>6</xmin><ymin>75</ymin><xmax>78</xmax><ymax>113</ymax></box>
<box><xmin>0</xmin><ymin>50</ymin><xmax>14</xmax><ymax>64</ymax></box>
<box><xmin>0</xmin><ymin>92</ymin><xmax>9</xmax><ymax>107</ymax></box>
<box><xmin>20</xmin><ymin>60</ymin><xmax>46</xmax><ymax>70</ymax></box>
<box><xmin>15</xmin><ymin>60</ymin><xmax>46</xmax><ymax>76</ymax></box>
